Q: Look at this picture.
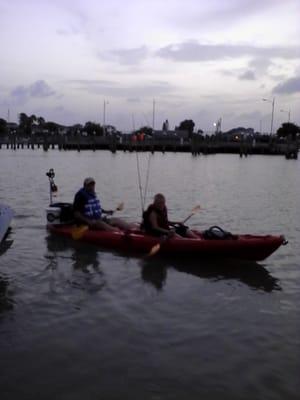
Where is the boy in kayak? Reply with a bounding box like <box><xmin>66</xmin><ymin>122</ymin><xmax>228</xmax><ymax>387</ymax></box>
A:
<box><xmin>73</xmin><ymin>177</ymin><xmax>132</xmax><ymax>231</ymax></box>
<box><xmin>142</xmin><ymin>193</ymin><xmax>198</xmax><ymax>238</ymax></box>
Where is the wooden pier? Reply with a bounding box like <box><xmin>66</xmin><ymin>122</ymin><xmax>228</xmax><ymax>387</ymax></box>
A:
<box><xmin>0</xmin><ymin>135</ymin><xmax>298</xmax><ymax>159</ymax></box>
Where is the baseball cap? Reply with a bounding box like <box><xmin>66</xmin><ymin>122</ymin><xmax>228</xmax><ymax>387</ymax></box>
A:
<box><xmin>84</xmin><ymin>177</ymin><xmax>95</xmax><ymax>186</ymax></box>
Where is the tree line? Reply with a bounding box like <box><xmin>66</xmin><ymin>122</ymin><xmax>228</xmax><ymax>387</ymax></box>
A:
<box><xmin>0</xmin><ymin>113</ymin><xmax>299</xmax><ymax>140</ymax></box>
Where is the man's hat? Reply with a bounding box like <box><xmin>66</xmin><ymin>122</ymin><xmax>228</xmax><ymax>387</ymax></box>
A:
<box><xmin>84</xmin><ymin>177</ymin><xmax>95</xmax><ymax>186</ymax></box>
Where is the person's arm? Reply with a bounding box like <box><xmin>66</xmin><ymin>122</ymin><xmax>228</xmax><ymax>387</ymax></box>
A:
<box><xmin>102</xmin><ymin>208</ymin><xmax>114</xmax><ymax>215</ymax></box>
<box><xmin>169</xmin><ymin>219</ymin><xmax>183</xmax><ymax>226</ymax></box>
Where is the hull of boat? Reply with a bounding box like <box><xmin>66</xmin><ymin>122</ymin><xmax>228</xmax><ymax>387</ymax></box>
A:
<box><xmin>47</xmin><ymin>224</ymin><xmax>285</xmax><ymax>261</ymax></box>
<box><xmin>0</xmin><ymin>205</ymin><xmax>14</xmax><ymax>243</ymax></box>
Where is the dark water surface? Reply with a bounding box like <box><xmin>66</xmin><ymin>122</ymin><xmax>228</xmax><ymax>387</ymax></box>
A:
<box><xmin>0</xmin><ymin>150</ymin><xmax>299</xmax><ymax>400</ymax></box>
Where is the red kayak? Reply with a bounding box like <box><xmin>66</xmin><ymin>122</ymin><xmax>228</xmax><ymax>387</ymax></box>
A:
<box><xmin>47</xmin><ymin>224</ymin><xmax>287</xmax><ymax>261</ymax></box>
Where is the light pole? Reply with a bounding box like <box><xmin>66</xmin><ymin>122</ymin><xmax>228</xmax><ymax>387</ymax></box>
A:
<box><xmin>259</xmin><ymin>119</ymin><xmax>262</xmax><ymax>134</ymax></box>
<box><xmin>103</xmin><ymin>99</ymin><xmax>109</xmax><ymax>134</ymax></box>
<box><xmin>213</xmin><ymin>118</ymin><xmax>222</xmax><ymax>134</ymax></box>
<box><xmin>152</xmin><ymin>99</ymin><xmax>155</xmax><ymax>131</ymax></box>
<box><xmin>262</xmin><ymin>97</ymin><xmax>275</xmax><ymax>135</ymax></box>
<box><xmin>280</xmin><ymin>108</ymin><xmax>291</xmax><ymax>123</ymax></box>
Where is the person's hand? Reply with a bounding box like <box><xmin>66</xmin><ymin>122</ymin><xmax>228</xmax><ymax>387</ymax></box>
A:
<box><xmin>167</xmin><ymin>228</ymin><xmax>176</xmax><ymax>238</ymax></box>
<box><xmin>88</xmin><ymin>219</ymin><xmax>97</xmax><ymax>228</ymax></box>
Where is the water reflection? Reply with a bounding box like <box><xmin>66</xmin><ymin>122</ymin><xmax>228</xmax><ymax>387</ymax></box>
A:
<box><xmin>0</xmin><ymin>274</ymin><xmax>14</xmax><ymax>313</ymax></box>
<box><xmin>45</xmin><ymin>234</ymin><xmax>281</xmax><ymax>293</ymax></box>
<box><xmin>0</xmin><ymin>236</ymin><xmax>15</xmax><ymax>314</ymax></box>
<box><xmin>140</xmin><ymin>256</ymin><xmax>281</xmax><ymax>292</ymax></box>
<box><xmin>0</xmin><ymin>238</ymin><xmax>13</xmax><ymax>256</ymax></box>
<box><xmin>45</xmin><ymin>235</ymin><xmax>106</xmax><ymax>293</ymax></box>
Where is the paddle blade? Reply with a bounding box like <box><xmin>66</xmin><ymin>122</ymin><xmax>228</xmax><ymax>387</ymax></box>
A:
<box><xmin>116</xmin><ymin>202</ymin><xmax>124</xmax><ymax>211</ymax></box>
<box><xmin>147</xmin><ymin>243</ymin><xmax>161</xmax><ymax>257</ymax></box>
<box><xmin>181</xmin><ymin>205</ymin><xmax>202</xmax><ymax>224</ymax></box>
<box><xmin>71</xmin><ymin>225</ymin><xmax>89</xmax><ymax>240</ymax></box>
<box><xmin>191</xmin><ymin>205</ymin><xmax>201</xmax><ymax>214</ymax></box>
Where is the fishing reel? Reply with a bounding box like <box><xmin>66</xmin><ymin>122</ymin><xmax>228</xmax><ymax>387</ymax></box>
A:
<box><xmin>46</xmin><ymin>168</ymin><xmax>58</xmax><ymax>193</ymax></box>
<box><xmin>46</xmin><ymin>168</ymin><xmax>55</xmax><ymax>179</ymax></box>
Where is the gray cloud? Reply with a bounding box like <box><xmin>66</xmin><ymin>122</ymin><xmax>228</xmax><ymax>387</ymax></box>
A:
<box><xmin>66</xmin><ymin>79</ymin><xmax>174</xmax><ymax>98</ymax></box>
<box><xmin>249</xmin><ymin>57</ymin><xmax>273</xmax><ymax>74</ymax></box>
<box><xmin>11</xmin><ymin>80</ymin><xmax>55</xmax><ymax>104</ymax></box>
<box><xmin>156</xmin><ymin>41</ymin><xmax>300</xmax><ymax>62</ymax></box>
<box><xmin>239</xmin><ymin>70</ymin><xmax>256</xmax><ymax>80</ymax></box>
<box><xmin>126</xmin><ymin>98</ymin><xmax>141</xmax><ymax>103</ymax></box>
<box><xmin>29</xmin><ymin>81</ymin><xmax>56</xmax><ymax>97</ymax></box>
<box><xmin>168</xmin><ymin>0</ymin><xmax>292</xmax><ymax>33</ymax></box>
<box><xmin>273</xmin><ymin>75</ymin><xmax>300</xmax><ymax>94</ymax></box>
<box><xmin>104</xmin><ymin>46</ymin><xmax>149</xmax><ymax>65</ymax></box>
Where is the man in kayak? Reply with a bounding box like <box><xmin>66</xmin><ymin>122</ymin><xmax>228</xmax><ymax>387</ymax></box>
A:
<box><xmin>142</xmin><ymin>193</ymin><xmax>198</xmax><ymax>238</ymax></box>
<box><xmin>73</xmin><ymin>177</ymin><xmax>132</xmax><ymax>231</ymax></box>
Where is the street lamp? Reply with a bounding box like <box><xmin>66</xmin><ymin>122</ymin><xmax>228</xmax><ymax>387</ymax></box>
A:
<box><xmin>262</xmin><ymin>97</ymin><xmax>275</xmax><ymax>135</ymax></box>
<box><xmin>213</xmin><ymin>118</ymin><xmax>222</xmax><ymax>134</ymax></box>
<box><xmin>103</xmin><ymin>99</ymin><xmax>109</xmax><ymax>134</ymax></box>
<box><xmin>280</xmin><ymin>108</ymin><xmax>291</xmax><ymax>123</ymax></box>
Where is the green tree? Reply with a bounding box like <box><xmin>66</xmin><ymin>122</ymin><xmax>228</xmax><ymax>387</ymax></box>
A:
<box><xmin>0</xmin><ymin>118</ymin><xmax>7</xmax><ymax>136</ymax></box>
<box><xmin>18</xmin><ymin>113</ymin><xmax>37</xmax><ymax>136</ymax></box>
<box><xmin>37</xmin><ymin>116</ymin><xmax>45</xmax><ymax>127</ymax></box>
<box><xmin>178</xmin><ymin>119</ymin><xmax>195</xmax><ymax>138</ymax></box>
<box><xmin>135</xmin><ymin>126</ymin><xmax>153</xmax><ymax>136</ymax></box>
<box><xmin>83</xmin><ymin>121</ymin><xmax>103</xmax><ymax>136</ymax></box>
<box><xmin>44</xmin><ymin>121</ymin><xmax>60</xmax><ymax>134</ymax></box>
<box><xmin>19</xmin><ymin>112</ymin><xmax>28</xmax><ymax>130</ymax></box>
<box><xmin>277</xmin><ymin>122</ymin><xmax>300</xmax><ymax>141</ymax></box>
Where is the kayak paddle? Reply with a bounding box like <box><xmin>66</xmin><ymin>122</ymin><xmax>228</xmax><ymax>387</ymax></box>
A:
<box><xmin>181</xmin><ymin>205</ymin><xmax>201</xmax><ymax>224</ymax></box>
<box><xmin>71</xmin><ymin>202</ymin><xmax>124</xmax><ymax>240</ymax></box>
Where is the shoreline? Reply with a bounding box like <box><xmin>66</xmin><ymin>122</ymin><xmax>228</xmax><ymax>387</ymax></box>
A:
<box><xmin>0</xmin><ymin>137</ymin><xmax>298</xmax><ymax>158</ymax></box>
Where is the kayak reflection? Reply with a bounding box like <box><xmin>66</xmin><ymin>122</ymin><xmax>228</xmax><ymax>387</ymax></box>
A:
<box><xmin>45</xmin><ymin>235</ymin><xmax>106</xmax><ymax>293</ymax></box>
<box><xmin>45</xmin><ymin>234</ymin><xmax>281</xmax><ymax>293</ymax></box>
<box><xmin>140</xmin><ymin>256</ymin><xmax>281</xmax><ymax>293</ymax></box>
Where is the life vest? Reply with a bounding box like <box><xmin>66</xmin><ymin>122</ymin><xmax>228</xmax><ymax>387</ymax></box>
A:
<box><xmin>79</xmin><ymin>188</ymin><xmax>102</xmax><ymax>219</ymax></box>
<box><xmin>142</xmin><ymin>204</ymin><xmax>169</xmax><ymax>232</ymax></box>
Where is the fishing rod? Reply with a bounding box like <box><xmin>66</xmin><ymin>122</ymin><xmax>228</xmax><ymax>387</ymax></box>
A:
<box><xmin>132</xmin><ymin>113</ymin><xmax>145</xmax><ymax>215</ymax></box>
<box><xmin>142</xmin><ymin>99</ymin><xmax>155</xmax><ymax>209</ymax></box>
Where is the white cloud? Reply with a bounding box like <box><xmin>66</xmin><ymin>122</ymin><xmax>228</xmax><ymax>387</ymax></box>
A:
<box><xmin>1</xmin><ymin>0</ymin><xmax>300</xmax><ymax>130</ymax></box>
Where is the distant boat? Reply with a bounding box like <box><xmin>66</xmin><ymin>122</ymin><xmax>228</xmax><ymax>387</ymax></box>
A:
<box><xmin>0</xmin><ymin>204</ymin><xmax>14</xmax><ymax>243</ymax></box>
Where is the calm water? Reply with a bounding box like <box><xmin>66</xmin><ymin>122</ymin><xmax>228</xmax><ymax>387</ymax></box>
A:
<box><xmin>0</xmin><ymin>150</ymin><xmax>299</xmax><ymax>400</ymax></box>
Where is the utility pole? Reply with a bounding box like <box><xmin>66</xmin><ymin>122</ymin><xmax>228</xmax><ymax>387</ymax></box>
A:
<box><xmin>152</xmin><ymin>99</ymin><xmax>155</xmax><ymax>131</ymax></box>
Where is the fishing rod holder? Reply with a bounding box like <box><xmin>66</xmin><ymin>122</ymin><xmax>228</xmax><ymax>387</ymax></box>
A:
<box><xmin>46</xmin><ymin>168</ymin><xmax>58</xmax><ymax>205</ymax></box>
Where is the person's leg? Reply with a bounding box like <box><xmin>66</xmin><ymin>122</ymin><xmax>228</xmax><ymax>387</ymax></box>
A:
<box><xmin>109</xmin><ymin>217</ymin><xmax>136</xmax><ymax>231</ymax></box>
<box><xmin>185</xmin><ymin>229</ymin><xmax>199</xmax><ymax>238</ymax></box>
<box><xmin>93</xmin><ymin>219</ymin><xmax>121</xmax><ymax>232</ymax></box>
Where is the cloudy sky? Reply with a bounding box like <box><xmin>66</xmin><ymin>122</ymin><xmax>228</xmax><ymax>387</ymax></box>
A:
<box><xmin>1</xmin><ymin>0</ymin><xmax>299</xmax><ymax>132</ymax></box>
